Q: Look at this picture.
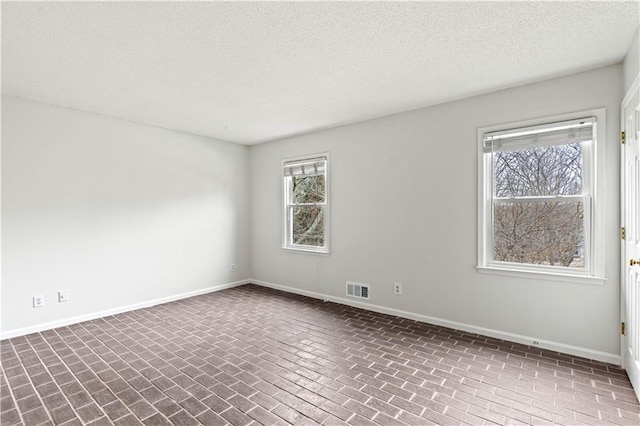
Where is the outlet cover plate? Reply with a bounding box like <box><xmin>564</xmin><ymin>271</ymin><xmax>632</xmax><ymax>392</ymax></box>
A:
<box><xmin>394</xmin><ymin>283</ymin><xmax>403</xmax><ymax>295</ymax></box>
<box><xmin>33</xmin><ymin>296</ymin><xmax>44</xmax><ymax>308</ymax></box>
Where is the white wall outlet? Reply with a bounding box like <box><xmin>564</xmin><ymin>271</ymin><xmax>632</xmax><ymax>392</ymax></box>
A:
<box><xmin>394</xmin><ymin>283</ymin><xmax>403</xmax><ymax>295</ymax></box>
<box><xmin>33</xmin><ymin>295</ymin><xmax>44</xmax><ymax>308</ymax></box>
<box><xmin>58</xmin><ymin>290</ymin><xmax>69</xmax><ymax>303</ymax></box>
<box><xmin>231</xmin><ymin>263</ymin><xmax>236</xmax><ymax>272</ymax></box>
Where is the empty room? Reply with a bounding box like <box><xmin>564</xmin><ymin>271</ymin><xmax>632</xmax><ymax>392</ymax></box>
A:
<box><xmin>2</xmin><ymin>1</ymin><xmax>640</xmax><ymax>425</ymax></box>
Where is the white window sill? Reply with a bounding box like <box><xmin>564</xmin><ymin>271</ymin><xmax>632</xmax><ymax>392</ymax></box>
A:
<box><xmin>476</xmin><ymin>266</ymin><xmax>606</xmax><ymax>286</ymax></box>
<box><xmin>282</xmin><ymin>246</ymin><xmax>330</xmax><ymax>256</ymax></box>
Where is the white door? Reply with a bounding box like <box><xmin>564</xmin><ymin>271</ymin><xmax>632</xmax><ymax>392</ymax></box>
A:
<box><xmin>622</xmin><ymin>76</ymin><xmax>640</xmax><ymax>401</ymax></box>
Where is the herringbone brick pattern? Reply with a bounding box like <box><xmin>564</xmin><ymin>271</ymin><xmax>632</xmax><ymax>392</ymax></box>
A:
<box><xmin>1</xmin><ymin>284</ymin><xmax>638</xmax><ymax>425</ymax></box>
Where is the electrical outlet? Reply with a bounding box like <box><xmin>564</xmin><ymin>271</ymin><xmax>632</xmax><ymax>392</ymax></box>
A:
<box><xmin>33</xmin><ymin>295</ymin><xmax>44</xmax><ymax>308</ymax></box>
<box><xmin>231</xmin><ymin>264</ymin><xmax>236</xmax><ymax>272</ymax></box>
<box><xmin>394</xmin><ymin>283</ymin><xmax>402</xmax><ymax>295</ymax></box>
<box><xmin>58</xmin><ymin>290</ymin><xmax>69</xmax><ymax>303</ymax></box>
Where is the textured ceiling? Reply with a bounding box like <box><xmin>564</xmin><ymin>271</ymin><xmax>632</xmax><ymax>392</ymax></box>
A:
<box><xmin>2</xmin><ymin>1</ymin><xmax>639</xmax><ymax>145</ymax></box>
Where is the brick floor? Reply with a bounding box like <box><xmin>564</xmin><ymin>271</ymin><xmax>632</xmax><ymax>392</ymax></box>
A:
<box><xmin>1</xmin><ymin>284</ymin><xmax>639</xmax><ymax>425</ymax></box>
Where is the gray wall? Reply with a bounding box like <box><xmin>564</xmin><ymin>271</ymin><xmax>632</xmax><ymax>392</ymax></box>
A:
<box><xmin>623</xmin><ymin>27</ymin><xmax>639</xmax><ymax>93</ymax></box>
<box><xmin>250</xmin><ymin>65</ymin><xmax>623</xmax><ymax>362</ymax></box>
<box><xmin>1</xmin><ymin>96</ymin><xmax>251</xmax><ymax>335</ymax></box>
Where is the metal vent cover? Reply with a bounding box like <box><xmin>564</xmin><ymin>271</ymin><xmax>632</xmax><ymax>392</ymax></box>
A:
<box><xmin>346</xmin><ymin>281</ymin><xmax>370</xmax><ymax>299</ymax></box>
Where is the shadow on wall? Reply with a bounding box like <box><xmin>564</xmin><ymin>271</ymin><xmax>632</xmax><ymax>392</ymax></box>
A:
<box><xmin>2</xmin><ymin>97</ymin><xmax>248</xmax><ymax>332</ymax></box>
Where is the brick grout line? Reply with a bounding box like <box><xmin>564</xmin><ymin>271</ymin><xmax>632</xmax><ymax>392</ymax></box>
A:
<box><xmin>12</xmin><ymin>334</ymin><xmax>75</xmax><ymax>425</ymax></box>
<box><xmin>0</xmin><ymin>341</ymin><xmax>38</xmax><ymax>426</ymax></box>
<box><xmin>69</xmin><ymin>321</ymin><xmax>162</xmax><ymax>422</ymax></box>
<box><xmin>62</xmin><ymin>320</ymin><xmax>174</xmax><ymax>424</ymax></box>
<box><xmin>32</xmin><ymin>327</ymin><xmax>113</xmax><ymax>424</ymax></box>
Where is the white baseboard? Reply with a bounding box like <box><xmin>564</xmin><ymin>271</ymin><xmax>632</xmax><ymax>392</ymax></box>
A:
<box><xmin>4</xmin><ymin>278</ymin><xmax>620</xmax><ymax>366</ymax></box>
<box><xmin>0</xmin><ymin>279</ymin><xmax>250</xmax><ymax>340</ymax></box>
<box><xmin>251</xmin><ymin>279</ymin><xmax>621</xmax><ymax>365</ymax></box>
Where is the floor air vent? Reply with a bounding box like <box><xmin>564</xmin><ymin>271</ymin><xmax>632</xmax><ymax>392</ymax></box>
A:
<box><xmin>346</xmin><ymin>281</ymin><xmax>370</xmax><ymax>299</ymax></box>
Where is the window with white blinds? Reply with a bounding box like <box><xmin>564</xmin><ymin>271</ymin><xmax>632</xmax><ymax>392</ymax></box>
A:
<box><xmin>283</xmin><ymin>155</ymin><xmax>329</xmax><ymax>253</ymax></box>
<box><xmin>477</xmin><ymin>110</ymin><xmax>606</xmax><ymax>283</ymax></box>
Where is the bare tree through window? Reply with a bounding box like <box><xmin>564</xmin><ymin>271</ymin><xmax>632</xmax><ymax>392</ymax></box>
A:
<box><xmin>493</xmin><ymin>143</ymin><xmax>584</xmax><ymax>267</ymax></box>
<box><xmin>292</xmin><ymin>174</ymin><xmax>325</xmax><ymax>246</ymax></box>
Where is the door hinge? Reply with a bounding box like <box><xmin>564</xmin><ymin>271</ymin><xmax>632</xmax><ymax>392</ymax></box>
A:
<box><xmin>621</xmin><ymin>322</ymin><xmax>626</xmax><ymax>335</ymax></box>
<box><xmin>622</xmin><ymin>131</ymin><xmax>626</xmax><ymax>144</ymax></box>
<box><xmin>621</xmin><ymin>227</ymin><xmax>626</xmax><ymax>240</ymax></box>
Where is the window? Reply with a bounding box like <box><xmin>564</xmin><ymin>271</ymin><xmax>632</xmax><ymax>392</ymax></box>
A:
<box><xmin>477</xmin><ymin>110</ymin><xmax>605</xmax><ymax>283</ymax></box>
<box><xmin>283</xmin><ymin>154</ymin><xmax>329</xmax><ymax>253</ymax></box>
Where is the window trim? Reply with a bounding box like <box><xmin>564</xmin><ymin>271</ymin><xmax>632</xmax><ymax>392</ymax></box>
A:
<box><xmin>477</xmin><ymin>109</ymin><xmax>606</xmax><ymax>284</ymax></box>
<box><xmin>282</xmin><ymin>152</ymin><xmax>330</xmax><ymax>255</ymax></box>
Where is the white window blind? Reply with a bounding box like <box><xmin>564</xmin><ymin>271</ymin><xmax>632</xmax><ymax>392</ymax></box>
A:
<box><xmin>283</xmin><ymin>157</ymin><xmax>326</xmax><ymax>177</ymax></box>
<box><xmin>483</xmin><ymin>117</ymin><xmax>595</xmax><ymax>153</ymax></box>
